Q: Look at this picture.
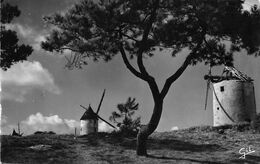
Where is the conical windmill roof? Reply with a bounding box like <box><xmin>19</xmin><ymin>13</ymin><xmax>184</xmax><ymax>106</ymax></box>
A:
<box><xmin>80</xmin><ymin>106</ymin><xmax>98</xmax><ymax>120</ymax></box>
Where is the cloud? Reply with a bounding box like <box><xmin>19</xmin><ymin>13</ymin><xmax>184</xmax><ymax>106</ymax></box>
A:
<box><xmin>5</xmin><ymin>24</ymin><xmax>34</xmax><ymax>37</ymax></box>
<box><xmin>20</xmin><ymin>113</ymin><xmax>80</xmax><ymax>135</ymax></box>
<box><xmin>243</xmin><ymin>0</ymin><xmax>260</xmax><ymax>11</ymax></box>
<box><xmin>98</xmin><ymin>121</ymin><xmax>115</xmax><ymax>132</ymax></box>
<box><xmin>32</xmin><ymin>34</ymin><xmax>47</xmax><ymax>51</ymax></box>
<box><xmin>0</xmin><ymin>61</ymin><xmax>61</xmax><ymax>102</ymax></box>
<box><xmin>5</xmin><ymin>23</ymin><xmax>48</xmax><ymax>51</ymax></box>
<box><xmin>5</xmin><ymin>23</ymin><xmax>75</xmax><ymax>57</ymax></box>
<box><xmin>170</xmin><ymin>126</ymin><xmax>179</xmax><ymax>131</ymax></box>
<box><xmin>1</xmin><ymin>112</ymin><xmax>115</xmax><ymax>135</ymax></box>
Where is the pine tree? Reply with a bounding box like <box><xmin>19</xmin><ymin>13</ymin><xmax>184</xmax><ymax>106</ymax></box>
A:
<box><xmin>110</xmin><ymin>97</ymin><xmax>141</xmax><ymax>136</ymax></box>
<box><xmin>0</xmin><ymin>0</ymin><xmax>33</xmax><ymax>71</ymax></box>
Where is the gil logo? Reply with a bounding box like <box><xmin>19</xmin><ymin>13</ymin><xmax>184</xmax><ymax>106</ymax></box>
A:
<box><xmin>239</xmin><ymin>146</ymin><xmax>255</xmax><ymax>159</ymax></box>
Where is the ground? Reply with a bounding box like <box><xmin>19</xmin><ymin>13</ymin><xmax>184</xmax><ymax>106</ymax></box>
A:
<box><xmin>1</xmin><ymin>124</ymin><xmax>260</xmax><ymax>164</ymax></box>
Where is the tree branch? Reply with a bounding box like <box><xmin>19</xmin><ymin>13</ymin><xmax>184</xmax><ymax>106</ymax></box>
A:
<box><xmin>160</xmin><ymin>3</ymin><xmax>209</xmax><ymax>99</ymax></box>
<box><xmin>137</xmin><ymin>0</ymin><xmax>159</xmax><ymax>76</ymax></box>
<box><xmin>121</xmin><ymin>33</ymin><xmax>140</xmax><ymax>43</ymax></box>
<box><xmin>135</xmin><ymin>0</ymin><xmax>161</xmax><ymax>99</ymax></box>
<box><xmin>57</xmin><ymin>47</ymin><xmax>80</xmax><ymax>52</ymax></box>
<box><xmin>119</xmin><ymin>44</ymin><xmax>148</xmax><ymax>81</ymax></box>
<box><xmin>147</xmin><ymin>76</ymin><xmax>160</xmax><ymax>101</ymax></box>
<box><xmin>160</xmin><ymin>40</ymin><xmax>204</xmax><ymax>99</ymax></box>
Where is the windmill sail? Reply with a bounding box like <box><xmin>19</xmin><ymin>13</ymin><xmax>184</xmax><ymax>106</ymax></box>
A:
<box><xmin>204</xmin><ymin>66</ymin><xmax>212</xmax><ymax>110</ymax></box>
<box><xmin>204</xmin><ymin>80</ymin><xmax>210</xmax><ymax>110</ymax></box>
<box><xmin>96</xmin><ymin>115</ymin><xmax>116</xmax><ymax>129</ymax></box>
<box><xmin>96</xmin><ymin>89</ymin><xmax>106</xmax><ymax>114</ymax></box>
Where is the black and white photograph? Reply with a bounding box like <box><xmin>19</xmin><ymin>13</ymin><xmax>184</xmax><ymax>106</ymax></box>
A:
<box><xmin>1</xmin><ymin>0</ymin><xmax>260</xmax><ymax>163</ymax></box>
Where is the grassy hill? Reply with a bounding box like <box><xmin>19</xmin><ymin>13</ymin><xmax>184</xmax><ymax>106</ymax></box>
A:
<box><xmin>1</xmin><ymin>124</ymin><xmax>260</xmax><ymax>164</ymax></box>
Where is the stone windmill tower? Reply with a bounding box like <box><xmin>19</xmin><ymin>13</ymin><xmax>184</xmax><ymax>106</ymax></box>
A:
<box><xmin>80</xmin><ymin>105</ymin><xmax>98</xmax><ymax>134</ymax></box>
<box><xmin>79</xmin><ymin>89</ymin><xmax>116</xmax><ymax>135</ymax></box>
<box><xmin>204</xmin><ymin>66</ymin><xmax>257</xmax><ymax>126</ymax></box>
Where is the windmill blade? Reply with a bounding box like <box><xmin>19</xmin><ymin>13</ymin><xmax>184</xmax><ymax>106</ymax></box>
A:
<box><xmin>204</xmin><ymin>65</ymin><xmax>212</xmax><ymax>110</ymax></box>
<box><xmin>80</xmin><ymin>105</ymin><xmax>88</xmax><ymax>110</ymax></box>
<box><xmin>204</xmin><ymin>79</ymin><xmax>210</xmax><ymax>110</ymax></box>
<box><xmin>96</xmin><ymin>115</ymin><xmax>116</xmax><ymax>129</ymax></box>
<box><xmin>96</xmin><ymin>89</ymin><xmax>106</xmax><ymax>114</ymax></box>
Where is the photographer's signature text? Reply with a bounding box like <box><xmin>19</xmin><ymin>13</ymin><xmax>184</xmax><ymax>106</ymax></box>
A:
<box><xmin>239</xmin><ymin>146</ymin><xmax>255</xmax><ymax>159</ymax></box>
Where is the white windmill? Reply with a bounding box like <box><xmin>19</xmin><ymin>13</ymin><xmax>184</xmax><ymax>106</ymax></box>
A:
<box><xmin>79</xmin><ymin>89</ymin><xmax>116</xmax><ymax>135</ymax></box>
<box><xmin>204</xmin><ymin>66</ymin><xmax>256</xmax><ymax>126</ymax></box>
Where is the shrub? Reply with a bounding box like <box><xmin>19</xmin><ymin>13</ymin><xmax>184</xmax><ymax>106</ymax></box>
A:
<box><xmin>109</xmin><ymin>97</ymin><xmax>141</xmax><ymax>137</ymax></box>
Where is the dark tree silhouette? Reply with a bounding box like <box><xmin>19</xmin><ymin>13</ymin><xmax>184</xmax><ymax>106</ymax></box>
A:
<box><xmin>0</xmin><ymin>0</ymin><xmax>33</xmax><ymax>71</ymax></box>
<box><xmin>109</xmin><ymin>97</ymin><xmax>141</xmax><ymax>136</ymax></box>
<box><xmin>42</xmin><ymin>0</ymin><xmax>260</xmax><ymax>155</ymax></box>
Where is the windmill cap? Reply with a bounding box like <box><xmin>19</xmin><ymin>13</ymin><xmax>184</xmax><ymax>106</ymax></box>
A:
<box><xmin>80</xmin><ymin>106</ymin><xmax>98</xmax><ymax>120</ymax></box>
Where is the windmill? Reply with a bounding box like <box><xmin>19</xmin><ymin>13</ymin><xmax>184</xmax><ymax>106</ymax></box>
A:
<box><xmin>11</xmin><ymin>122</ymin><xmax>23</xmax><ymax>137</ymax></box>
<box><xmin>203</xmin><ymin>66</ymin><xmax>256</xmax><ymax>126</ymax></box>
<box><xmin>79</xmin><ymin>89</ymin><xmax>116</xmax><ymax>135</ymax></box>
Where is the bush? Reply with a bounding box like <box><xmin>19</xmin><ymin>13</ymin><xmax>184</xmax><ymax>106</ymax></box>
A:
<box><xmin>109</xmin><ymin>97</ymin><xmax>141</xmax><ymax>137</ymax></box>
<box><xmin>34</xmin><ymin>131</ymin><xmax>56</xmax><ymax>135</ymax></box>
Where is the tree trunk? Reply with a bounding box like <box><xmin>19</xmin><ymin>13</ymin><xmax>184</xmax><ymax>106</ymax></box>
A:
<box><xmin>136</xmin><ymin>99</ymin><xmax>163</xmax><ymax>156</ymax></box>
<box><xmin>136</xmin><ymin>129</ymin><xmax>148</xmax><ymax>155</ymax></box>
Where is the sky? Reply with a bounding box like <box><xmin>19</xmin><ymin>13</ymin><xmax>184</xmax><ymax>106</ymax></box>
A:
<box><xmin>1</xmin><ymin>0</ymin><xmax>260</xmax><ymax>135</ymax></box>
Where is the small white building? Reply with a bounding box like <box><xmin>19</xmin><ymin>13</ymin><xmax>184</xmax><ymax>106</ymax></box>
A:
<box><xmin>80</xmin><ymin>105</ymin><xmax>98</xmax><ymax>135</ymax></box>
